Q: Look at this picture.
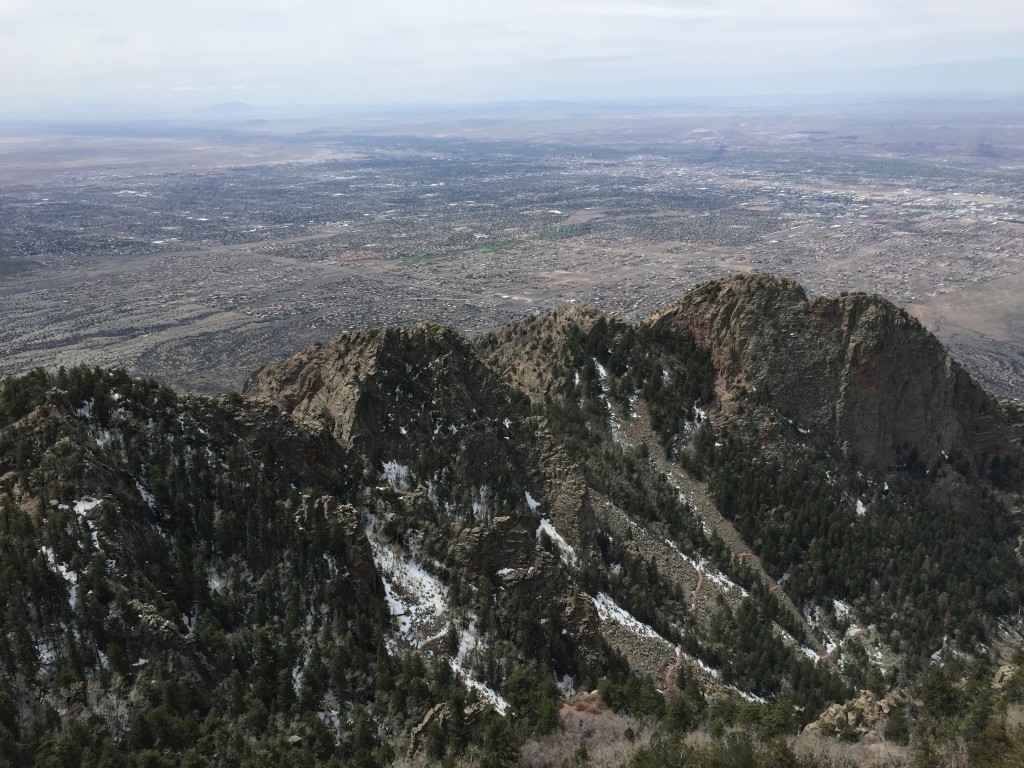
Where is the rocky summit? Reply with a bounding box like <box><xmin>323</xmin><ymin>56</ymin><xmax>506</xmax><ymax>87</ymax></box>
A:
<box><xmin>2</xmin><ymin>273</ymin><xmax>1024</xmax><ymax>768</ymax></box>
<box><xmin>651</xmin><ymin>273</ymin><xmax>1015</xmax><ymax>471</ymax></box>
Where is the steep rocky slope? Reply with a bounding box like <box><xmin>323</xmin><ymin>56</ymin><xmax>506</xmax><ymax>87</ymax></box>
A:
<box><xmin>2</xmin><ymin>274</ymin><xmax>1024</xmax><ymax>767</ymax></box>
<box><xmin>649</xmin><ymin>273</ymin><xmax>1015</xmax><ymax>472</ymax></box>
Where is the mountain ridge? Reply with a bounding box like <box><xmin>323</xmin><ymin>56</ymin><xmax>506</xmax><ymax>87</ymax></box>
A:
<box><xmin>2</xmin><ymin>273</ymin><xmax>1024</xmax><ymax>767</ymax></box>
<box><xmin>650</xmin><ymin>273</ymin><xmax>1014</xmax><ymax>472</ymax></box>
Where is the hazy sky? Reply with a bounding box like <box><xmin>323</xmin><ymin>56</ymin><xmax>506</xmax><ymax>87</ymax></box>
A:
<box><xmin>2</xmin><ymin>0</ymin><xmax>1023</xmax><ymax>111</ymax></box>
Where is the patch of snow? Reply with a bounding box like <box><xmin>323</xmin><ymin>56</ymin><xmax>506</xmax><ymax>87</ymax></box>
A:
<box><xmin>382</xmin><ymin>580</ymin><xmax>410</xmax><ymax>634</ymax></box>
<box><xmin>503</xmin><ymin>418</ymin><xmax>511</xmax><ymax>429</ymax></box>
<box><xmin>37</xmin><ymin>638</ymin><xmax>58</xmax><ymax>666</ymax></box>
<box><xmin>799</xmin><ymin>644</ymin><xmax>820</xmax><ymax>662</ymax></box>
<box><xmin>664</xmin><ymin>539</ymin><xmax>748</xmax><ymax>596</ymax></box>
<box><xmin>382</xmin><ymin>460</ymin><xmax>412</xmax><ymax>491</ymax></box>
<box><xmin>803</xmin><ymin>604</ymin><xmax>821</xmax><ymax>628</ymax></box>
<box><xmin>399</xmin><ymin>426</ymin><xmax>407</xmax><ymax>435</ymax></box>
<box><xmin>471</xmin><ymin>486</ymin><xmax>489</xmax><ymax>519</ymax></box>
<box><xmin>537</xmin><ymin>517</ymin><xmax>577</xmax><ymax>567</ymax></box>
<box><xmin>676</xmin><ymin>646</ymin><xmax>721</xmax><ymax>679</ymax></box>
<box><xmin>447</xmin><ymin>620</ymin><xmax>510</xmax><ymax>714</ymax></box>
<box><xmin>291</xmin><ymin>650</ymin><xmax>308</xmax><ymax>694</ymax></box>
<box><xmin>832</xmin><ymin>599</ymin><xmax>851</xmax><ymax>621</ymax></box>
<box><xmin>41</xmin><ymin>545</ymin><xmax>78</xmax><ymax>612</ymax></box>
<box><xmin>464</xmin><ymin>676</ymin><xmax>510</xmax><ymax>714</ymax></box>
<box><xmin>68</xmin><ymin>498</ymin><xmax>102</xmax><ymax>548</ymax></box>
<box><xmin>137</xmin><ymin>483</ymin><xmax>156</xmax><ymax>510</ymax></box>
<box><xmin>609</xmin><ymin>562</ymin><xmax>622</xmax><ymax>575</ymax></box>
<box><xmin>592</xmin><ymin>592</ymin><xmax>664</xmax><ymax>642</ymax></box>
<box><xmin>556</xmin><ymin>673</ymin><xmax>576</xmax><ymax>698</ymax></box>
<box><xmin>454</xmin><ymin>620</ymin><xmax>479</xmax><ymax>667</ymax></box>
<box><xmin>74</xmin><ymin>497</ymin><xmax>101</xmax><ymax>516</ymax></box>
<box><xmin>525</xmin><ymin>491</ymin><xmax>541</xmax><ymax>513</ymax></box>
<box><xmin>368</xmin><ymin>530</ymin><xmax>447</xmax><ymax>645</ymax></box>
<box><xmin>41</xmin><ymin>546</ymin><xmax>72</xmax><ymax>584</ymax></box>
<box><xmin>856</xmin><ymin>499</ymin><xmax>867</xmax><ymax>517</ymax></box>
<box><xmin>318</xmin><ymin>708</ymin><xmax>341</xmax><ymax>737</ymax></box>
<box><xmin>592</xmin><ymin>360</ymin><xmax>621</xmax><ymax>439</ymax></box>
<box><xmin>781</xmin><ymin>630</ymin><xmax>822</xmax><ymax>663</ymax></box>
<box><xmin>735</xmin><ymin>688</ymin><xmax>768</xmax><ymax>704</ymax></box>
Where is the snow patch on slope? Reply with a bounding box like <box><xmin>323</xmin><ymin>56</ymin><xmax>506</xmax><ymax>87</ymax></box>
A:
<box><xmin>664</xmin><ymin>539</ymin><xmax>748</xmax><ymax>597</ymax></box>
<box><xmin>446</xmin><ymin>619</ymin><xmax>510</xmax><ymax>713</ymax></box>
<box><xmin>377</xmin><ymin>551</ymin><xmax>447</xmax><ymax>642</ymax></box>
<box><xmin>364</xmin><ymin>516</ymin><xmax>511</xmax><ymax>713</ymax></box>
<box><xmin>592</xmin><ymin>592</ymin><xmax>663</xmax><ymax>643</ymax></box>
<box><xmin>382</xmin><ymin>460</ymin><xmax>412</xmax><ymax>491</ymax></box>
<box><xmin>525</xmin><ymin>490</ymin><xmax>541</xmax><ymax>513</ymax></box>
<box><xmin>536</xmin><ymin>517</ymin><xmax>577</xmax><ymax>567</ymax></box>
<box><xmin>593</xmin><ymin>360</ymin><xmax>621</xmax><ymax>440</ymax></box>
<box><xmin>40</xmin><ymin>546</ymin><xmax>77</xmax><ymax>611</ymax></box>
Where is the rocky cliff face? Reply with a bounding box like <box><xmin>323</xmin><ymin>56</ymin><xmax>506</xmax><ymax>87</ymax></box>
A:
<box><xmin>649</xmin><ymin>273</ymin><xmax>1012</xmax><ymax>471</ymax></box>
<box><xmin>244</xmin><ymin>324</ymin><xmax>533</xmax><ymax>488</ymax></box>
<box><xmin>475</xmin><ymin>304</ymin><xmax>616</xmax><ymax>403</ymax></box>
<box><xmin>6</xmin><ymin>276</ymin><xmax>1024</xmax><ymax>767</ymax></box>
<box><xmin>246</xmin><ymin>320</ymin><xmax>596</xmax><ymax>566</ymax></box>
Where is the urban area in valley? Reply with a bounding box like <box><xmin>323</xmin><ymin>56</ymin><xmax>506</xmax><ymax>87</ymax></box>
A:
<box><xmin>2</xmin><ymin>98</ymin><xmax>1023</xmax><ymax>399</ymax></box>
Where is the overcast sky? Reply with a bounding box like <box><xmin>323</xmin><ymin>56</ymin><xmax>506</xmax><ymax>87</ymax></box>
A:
<box><xmin>2</xmin><ymin>0</ymin><xmax>1023</xmax><ymax>111</ymax></box>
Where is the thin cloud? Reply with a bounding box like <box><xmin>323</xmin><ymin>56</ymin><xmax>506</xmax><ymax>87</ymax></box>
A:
<box><xmin>2</xmin><ymin>0</ymin><xmax>1023</xmax><ymax>110</ymax></box>
<box><xmin>580</xmin><ymin>4</ymin><xmax>735</xmax><ymax>21</ymax></box>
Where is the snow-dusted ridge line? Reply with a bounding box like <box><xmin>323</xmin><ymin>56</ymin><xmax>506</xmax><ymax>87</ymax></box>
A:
<box><xmin>592</xmin><ymin>592</ymin><xmax>666</xmax><ymax>644</ymax></box>
<box><xmin>664</xmin><ymin>538</ymin><xmax>748</xmax><ymax>597</ymax></box>
<box><xmin>676</xmin><ymin>646</ymin><xmax>721</xmax><ymax>680</ymax></box>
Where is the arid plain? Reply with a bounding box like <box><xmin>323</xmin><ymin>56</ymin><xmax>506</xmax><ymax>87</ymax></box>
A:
<box><xmin>2</xmin><ymin>99</ymin><xmax>1023</xmax><ymax>399</ymax></box>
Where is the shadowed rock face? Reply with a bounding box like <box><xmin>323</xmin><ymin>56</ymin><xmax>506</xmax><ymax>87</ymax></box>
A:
<box><xmin>244</xmin><ymin>321</ymin><xmax>595</xmax><ymax>546</ymax></box>
<box><xmin>649</xmin><ymin>273</ymin><xmax>1010</xmax><ymax>471</ymax></box>
<box><xmin>243</xmin><ymin>324</ymin><xmax>520</xmax><ymax>471</ymax></box>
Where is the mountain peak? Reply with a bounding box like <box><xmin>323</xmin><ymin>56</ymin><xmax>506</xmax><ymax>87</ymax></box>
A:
<box><xmin>650</xmin><ymin>273</ymin><xmax>1009</xmax><ymax>471</ymax></box>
